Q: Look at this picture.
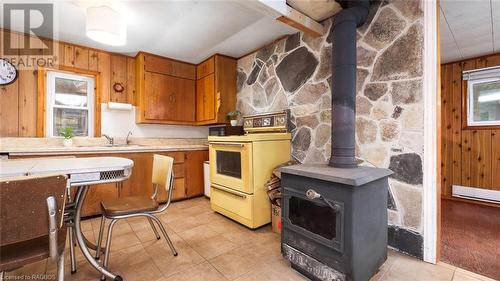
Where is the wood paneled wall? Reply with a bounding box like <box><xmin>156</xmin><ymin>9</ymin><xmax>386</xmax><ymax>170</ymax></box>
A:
<box><xmin>441</xmin><ymin>53</ymin><xmax>500</xmax><ymax>196</ymax></box>
<box><xmin>0</xmin><ymin>29</ymin><xmax>135</xmax><ymax>137</ymax></box>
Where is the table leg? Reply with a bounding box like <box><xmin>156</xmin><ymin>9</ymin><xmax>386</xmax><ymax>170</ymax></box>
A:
<box><xmin>73</xmin><ymin>186</ymin><xmax>122</xmax><ymax>281</ymax></box>
<box><xmin>68</xmin><ymin>226</ymin><xmax>77</xmax><ymax>273</ymax></box>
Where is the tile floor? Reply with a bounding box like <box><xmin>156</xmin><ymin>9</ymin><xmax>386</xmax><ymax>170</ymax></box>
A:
<box><xmin>5</xmin><ymin>197</ymin><xmax>496</xmax><ymax>281</ymax></box>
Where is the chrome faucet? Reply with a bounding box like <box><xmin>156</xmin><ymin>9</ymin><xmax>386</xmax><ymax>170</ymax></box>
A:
<box><xmin>102</xmin><ymin>134</ymin><xmax>114</xmax><ymax>145</ymax></box>
<box><xmin>126</xmin><ymin>131</ymin><xmax>132</xmax><ymax>145</ymax></box>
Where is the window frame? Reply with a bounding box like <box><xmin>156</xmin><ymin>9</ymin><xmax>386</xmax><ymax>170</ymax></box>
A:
<box><xmin>466</xmin><ymin>77</ymin><xmax>500</xmax><ymax>127</ymax></box>
<box><xmin>45</xmin><ymin>71</ymin><xmax>95</xmax><ymax>137</ymax></box>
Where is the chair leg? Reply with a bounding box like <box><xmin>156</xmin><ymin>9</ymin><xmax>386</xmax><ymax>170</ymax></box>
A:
<box><xmin>57</xmin><ymin>250</ymin><xmax>65</xmax><ymax>281</ymax></box>
<box><xmin>95</xmin><ymin>215</ymin><xmax>106</xmax><ymax>259</ymax></box>
<box><xmin>147</xmin><ymin>217</ymin><xmax>161</xmax><ymax>240</ymax></box>
<box><xmin>100</xmin><ymin>219</ymin><xmax>118</xmax><ymax>281</ymax></box>
<box><xmin>68</xmin><ymin>226</ymin><xmax>77</xmax><ymax>274</ymax></box>
<box><xmin>150</xmin><ymin>215</ymin><xmax>177</xmax><ymax>256</ymax></box>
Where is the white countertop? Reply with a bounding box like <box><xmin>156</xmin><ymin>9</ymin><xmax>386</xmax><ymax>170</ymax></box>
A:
<box><xmin>0</xmin><ymin>157</ymin><xmax>134</xmax><ymax>178</ymax></box>
<box><xmin>2</xmin><ymin>144</ymin><xmax>208</xmax><ymax>156</ymax></box>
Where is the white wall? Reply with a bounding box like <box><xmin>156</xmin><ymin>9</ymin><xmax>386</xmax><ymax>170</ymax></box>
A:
<box><xmin>100</xmin><ymin>104</ymin><xmax>209</xmax><ymax>138</ymax></box>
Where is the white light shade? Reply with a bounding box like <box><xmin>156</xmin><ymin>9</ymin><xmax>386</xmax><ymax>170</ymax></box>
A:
<box><xmin>86</xmin><ymin>6</ymin><xmax>126</xmax><ymax>46</ymax></box>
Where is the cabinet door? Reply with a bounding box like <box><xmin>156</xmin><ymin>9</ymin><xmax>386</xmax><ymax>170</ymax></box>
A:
<box><xmin>196</xmin><ymin>74</ymin><xmax>215</xmax><ymax>121</ymax></box>
<box><xmin>171</xmin><ymin>179</ymin><xmax>186</xmax><ymax>200</ymax></box>
<box><xmin>185</xmin><ymin>150</ymin><xmax>209</xmax><ymax>197</ymax></box>
<box><xmin>197</xmin><ymin>57</ymin><xmax>214</xmax><ymax>79</ymax></box>
<box><xmin>172</xmin><ymin>78</ymin><xmax>196</xmax><ymax>122</ymax></box>
<box><xmin>121</xmin><ymin>153</ymin><xmax>154</xmax><ymax>198</ymax></box>
<box><xmin>144</xmin><ymin>72</ymin><xmax>172</xmax><ymax>120</ymax></box>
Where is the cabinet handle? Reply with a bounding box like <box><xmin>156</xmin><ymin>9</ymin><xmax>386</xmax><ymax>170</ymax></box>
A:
<box><xmin>212</xmin><ymin>184</ymin><xmax>246</xmax><ymax>199</ymax></box>
<box><xmin>209</xmin><ymin>142</ymin><xmax>244</xmax><ymax>147</ymax></box>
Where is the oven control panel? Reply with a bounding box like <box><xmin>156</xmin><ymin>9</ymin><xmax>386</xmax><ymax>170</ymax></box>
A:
<box><xmin>243</xmin><ymin>110</ymin><xmax>287</xmax><ymax>133</ymax></box>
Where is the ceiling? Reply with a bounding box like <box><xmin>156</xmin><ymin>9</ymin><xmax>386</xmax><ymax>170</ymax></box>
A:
<box><xmin>2</xmin><ymin>1</ymin><xmax>297</xmax><ymax>64</ymax></box>
<box><xmin>440</xmin><ymin>0</ymin><xmax>500</xmax><ymax>64</ymax></box>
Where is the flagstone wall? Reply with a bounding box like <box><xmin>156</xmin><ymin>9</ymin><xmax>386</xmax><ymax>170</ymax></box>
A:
<box><xmin>236</xmin><ymin>1</ymin><xmax>425</xmax><ymax>258</ymax></box>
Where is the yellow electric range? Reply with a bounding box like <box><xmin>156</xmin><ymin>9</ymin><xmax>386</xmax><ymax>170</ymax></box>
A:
<box><xmin>208</xmin><ymin>111</ymin><xmax>291</xmax><ymax>228</ymax></box>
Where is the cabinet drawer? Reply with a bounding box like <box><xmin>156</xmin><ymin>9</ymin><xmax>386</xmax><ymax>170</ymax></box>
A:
<box><xmin>162</xmin><ymin>152</ymin><xmax>185</xmax><ymax>163</ymax></box>
<box><xmin>173</xmin><ymin>163</ymin><xmax>185</xmax><ymax>178</ymax></box>
<box><xmin>211</xmin><ymin>184</ymin><xmax>253</xmax><ymax>220</ymax></box>
<box><xmin>197</xmin><ymin>57</ymin><xmax>215</xmax><ymax>79</ymax></box>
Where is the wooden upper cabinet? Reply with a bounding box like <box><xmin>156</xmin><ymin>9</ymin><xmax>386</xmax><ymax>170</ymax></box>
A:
<box><xmin>144</xmin><ymin>53</ymin><xmax>196</xmax><ymax>80</ymax></box>
<box><xmin>197</xmin><ymin>57</ymin><xmax>214</xmax><ymax>79</ymax></box>
<box><xmin>196</xmin><ymin>55</ymin><xmax>236</xmax><ymax>124</ymax></box>
<box><xmin>196</xmin><ymin>74</ymin><xmax>215</xmax><ymax>121</ymax></box>
<box><xmin>143</xmin><ymin>71</ymin><xmax>195</xmax><ymax>123</ymax></box>
<box><xmin>136</xmin><ymin>52</ymin><xmax>235</xmax><ymax>125</ymax></box>
<box><xmin>136</xmin><ymin>52</ymin><xmax>196</xmax><ymax>124</ymax></box>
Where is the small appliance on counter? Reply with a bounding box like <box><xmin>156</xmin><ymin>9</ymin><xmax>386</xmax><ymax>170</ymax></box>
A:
<box><xmin>208</xmin><ymin>125</ymin><xmax>244</xmax><ymax>136</ymax></box>
<box><xmin>208</xmin><ymin>111</ymin><xmax>291</xmax><ymax>229</ymax></box>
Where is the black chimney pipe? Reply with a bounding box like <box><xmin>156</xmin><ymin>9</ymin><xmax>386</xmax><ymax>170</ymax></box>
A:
<box><xmin>329</xmin><ymin>0</ymin><xmax>370</xmax><ymax>168</ymax></box>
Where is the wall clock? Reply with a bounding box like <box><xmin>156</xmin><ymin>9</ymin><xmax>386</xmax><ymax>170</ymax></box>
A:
<box><xmin>0</xmin><ymin>58</ymin><xmax>18</xmax><ymax>85</ymax></box>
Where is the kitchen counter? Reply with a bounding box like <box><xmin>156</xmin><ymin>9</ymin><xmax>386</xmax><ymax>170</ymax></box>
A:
<box><xmin>0</xmin><ymin>137</ymin><xmax>208</xmax><ymax>156</ymax></box>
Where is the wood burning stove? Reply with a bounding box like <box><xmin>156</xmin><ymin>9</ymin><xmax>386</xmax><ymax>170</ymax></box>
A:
<box><xmin>280</xmin><ymin>164</ymin><xmax>392</xmax><ymax>281</ymax></box>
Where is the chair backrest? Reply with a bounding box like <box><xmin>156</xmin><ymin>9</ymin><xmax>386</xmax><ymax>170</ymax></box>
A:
<box><xmin>0</xmin><ymin>174</ymin><xmax>67</xmax><ymax>246</ymax></box>
<box><xmin>151</xmin><ymin>155</ymin><xmax>174</xmax><ymax>191</ymax></box>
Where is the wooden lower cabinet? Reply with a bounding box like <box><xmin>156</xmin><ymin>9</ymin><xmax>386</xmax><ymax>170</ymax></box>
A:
<box><xmin>11</xmin><ymin>150</ymin><xmax>208</xmax><ymax>217</ymax></box>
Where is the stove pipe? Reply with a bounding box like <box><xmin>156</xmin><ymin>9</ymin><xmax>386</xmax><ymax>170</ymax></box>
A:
<box><xmin>329</xmin><ymin>0</ymin><xmax>370</xmax><ymax>168</ymax></box>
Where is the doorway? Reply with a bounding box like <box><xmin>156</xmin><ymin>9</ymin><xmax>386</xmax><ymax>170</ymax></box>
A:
<box><xmin>439</xmin><ymin>1</ymin><xmax>500</xmax><ymax>279</ymax></box>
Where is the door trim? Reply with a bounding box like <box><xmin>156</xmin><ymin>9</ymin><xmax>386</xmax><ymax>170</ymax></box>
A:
<box><xmin>422</xmin><ymin>0</ymin><xmax>439</xmax><ymax>264</ymax></box>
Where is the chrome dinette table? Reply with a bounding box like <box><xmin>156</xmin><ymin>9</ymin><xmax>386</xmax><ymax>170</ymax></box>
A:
<box><xmin>0</xmin><ymin>157</ymin><xmax>134</xmax><ymax>281</ymax></box>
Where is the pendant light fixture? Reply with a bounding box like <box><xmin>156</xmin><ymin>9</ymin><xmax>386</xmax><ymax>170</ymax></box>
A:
<box><xmin>86</xmin><ymin>5</ymin><xmax>126</xmax><ymax>46</ymax></box>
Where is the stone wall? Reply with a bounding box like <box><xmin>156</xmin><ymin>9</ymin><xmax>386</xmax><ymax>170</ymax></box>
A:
<box><xmin>236</xmin><ymin>1</ymin><xmax>425</xmax><ymax>258</ymax></box>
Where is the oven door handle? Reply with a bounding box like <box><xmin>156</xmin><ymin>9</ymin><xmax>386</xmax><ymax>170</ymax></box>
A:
<box><xmin>211</xmin><ymin>184</ymin><xmax>247</xmax><ymax>199</ymax></box>
<box><xmin>209</xmin><ymin>142</ymin><xmax>244</xmax><ymax>147</ymax></box>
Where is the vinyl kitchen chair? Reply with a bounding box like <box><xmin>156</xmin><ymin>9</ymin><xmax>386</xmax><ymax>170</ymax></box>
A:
<box><xmin>0</xmin><ymin>174</ymin><xmax>68</xmax><ymax>281</ymax></box>
<box><xmin>95</xmin><ymin>154</ymin><xmax>178</xmax><ymax>280</ymax></box>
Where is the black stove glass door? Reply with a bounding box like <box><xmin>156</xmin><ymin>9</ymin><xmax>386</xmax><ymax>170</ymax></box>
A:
<box><xmin>288</xmin><ymin>196</ymin><xmax>338</xmax><ymax>240</ymax></box>
<box><xmin>216</xmin><ymin>150</ymin><xmax>241</xmax><ymax>178</ymax></box>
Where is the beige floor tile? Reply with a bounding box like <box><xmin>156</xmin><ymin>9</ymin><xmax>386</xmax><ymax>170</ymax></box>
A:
<box><xmin>382</xmin><ymin>254</ymin><xmax>455</xmax><ymax>281</ymax></box>
<box><xmin>370</xmin><ymin>250</ymin><xmax>400</xmax><ymax>281</ymax></box>
<box><xmin>4</xmin><ymin>259</ymin><xmax>47</xmax><ymax>279</ymax></box>
<box><xmin>189</xmin><ymin>233</ymin><xmax>239</xmax><ymax>260</ymax></box>
<box><xmin>177</xmin><ymin>224</ymin><xmax>220</xmax><ymax>245</ymax></box>
<box><xmin>107</xmin><ymin>244</ymin><xmax>164</xmax><ymax>281</ymax></box>
<box><xmin>234</xmin><ymin>258</ymin><xmax>308</xmax><ymax>281</ymax></box>
<box><xmin>166</xmin><ymin>212</ymin><xmax>213</xmax><ymax>233</ymax></box>
<box><xmin>209</xmin><ymin>244</ymin><xmax>271</xmax><ymax>280</ymax></box>
<box><xmin>144</xmin><ymin>236</ymin><xmax>205</xmax><ymax>277</ymax></box>
<box><xmin>164</xmin><ymin>261</ymin><xmax>228</xmax><ymax>281</ymax></box>
<box><xmin>106</xmin><ymin>232</ymin><xmax>142</xmax><ymax>252</ymax></box>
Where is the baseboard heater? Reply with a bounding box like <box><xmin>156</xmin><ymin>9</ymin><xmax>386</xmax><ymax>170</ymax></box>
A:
<box><xmin>452</xmin><ymin>185</ymin><xmax>500</xmax><ymax>204</ymax></box>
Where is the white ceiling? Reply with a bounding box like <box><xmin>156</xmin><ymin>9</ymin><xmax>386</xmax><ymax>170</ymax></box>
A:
<box><xmin>1</xmin><ymin>0</ymin><xmax>297</xmax><ymax>64</ymax></box>
<box><xmin>440</xmin><ymin>0</ymin><xmax>500</xmax><ymax>64</ymax></box>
